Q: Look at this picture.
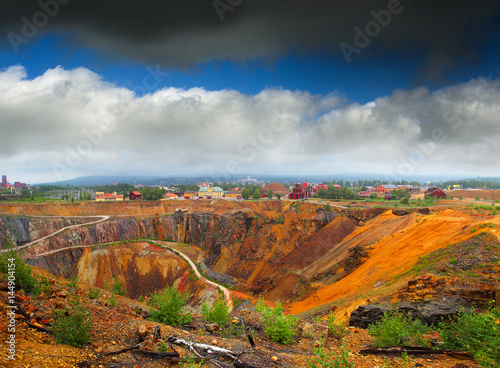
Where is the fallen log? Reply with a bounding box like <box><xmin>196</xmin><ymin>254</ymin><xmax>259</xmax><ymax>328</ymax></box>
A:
<box><xmin>234</xmin><ymin>362</ymin><xmax>260</xmax><ymax>368</ymax></box>
<box><xmin>136</xmin><ymin>350</ymin><xmax>181</xmax><ymax>358</ymax></box>
<box><xmin>167</xmin><ymin>336</ymin><xmax>237</xmax><ymax>356</ymax></box>
<box><xmin>359</xmin><ymin>346</ymin><xmax>473</xmax><ymax>359</ymax></box>
<box><xmin>247</xmin><ymin>334</ymin><xmax>255</xmax><ymax>348</ymax></box>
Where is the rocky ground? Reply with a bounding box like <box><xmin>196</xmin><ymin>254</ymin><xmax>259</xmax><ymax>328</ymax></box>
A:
<box><xmin>0</xmin><ymin>267</ymin><xmax>481</xmax><ymax>368</ymax></box>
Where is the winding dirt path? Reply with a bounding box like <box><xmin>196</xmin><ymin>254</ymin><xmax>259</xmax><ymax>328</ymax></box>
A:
<box><xmin>0</xmin><ymin>215</ymin><xmax>109</xmax><ymax>253</ymax></box>
<box><xmin>26</xmin><ymin>239</ymin><xmax>234</xmax><ymax>312</ymax></box>
<box><xmin>0</xmin><ymin>213</ymin><xmax>234</xmax><ymax>311</ymax></box>
<box><xmin>152</xmin><ymin>240</ymin><xmax>234</xmax><ymax>312</ymax></box>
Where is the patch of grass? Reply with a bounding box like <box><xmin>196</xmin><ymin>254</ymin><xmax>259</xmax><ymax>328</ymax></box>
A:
<box><xmin>179</xmin><ymin>356</ymin><xmax>204</xmax><ymax>367</ymax></box>
<box><xmin>68</xmin><ymin>274</ymin><xmax>78</xmax><ymax>289</ymax></box>
<box><xmin>88</xmin><ymin>286</ymin><xmax>100</xmax><ymax>299</ymax></box>
<box><xmin>219</xmin><ymin>322</ymin><xmax>247</xmax><ymax>338</ymax></box>
<box><xmin>413</xmin><ymin>255</ymin><xmax>430</xmax><ymax>273</ymax></box>
<box><xmin>327</xmin><ymin>313</ymin><xmax>348</xmax><ymax>339</ymax></box>
<box><xmin>38</xmin><ymin>276</ymin><xmax>51</xmax><ymax>295</ymax></box>
<box><xmin>111</xmin><ymin>278</ymin><xmax>126</xmax><ymax>296</ymax></box>
<box><xmin>108</xmin><ymin>293</ymin><xmax>118</xmax><ymax>307</ymax></box>
<box><xmin>308</xmin><ymin>339</ymin><xmax>354</xmax><ymax>368</ymax></box>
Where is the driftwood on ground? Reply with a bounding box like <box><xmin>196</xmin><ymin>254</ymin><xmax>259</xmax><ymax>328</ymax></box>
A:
<box><xmin>359</xmin><ymin>346</ymin><xmax>474</xmax><ymax>360</ymax></box>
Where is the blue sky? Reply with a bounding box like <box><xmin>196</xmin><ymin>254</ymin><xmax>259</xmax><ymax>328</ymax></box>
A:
<box><xmin>4</xmin><ymin>32</ymin><xmax>500</xmax><ymax>104</ymax></box>
<box><xmin>0</xmin><ymin>1</ymin><xmax>499</xmax><ymax>183</ymax></box>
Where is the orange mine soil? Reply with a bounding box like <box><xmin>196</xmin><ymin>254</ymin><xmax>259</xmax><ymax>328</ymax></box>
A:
<box><xmin>288</xmin><ymin>208</ymin><xmax>500</xmax><ymax>316</ymax></box>
<box><xmin>0</xmin><ymin>198</ymin><xmax>306</xmax><ymax>217</ymax></box>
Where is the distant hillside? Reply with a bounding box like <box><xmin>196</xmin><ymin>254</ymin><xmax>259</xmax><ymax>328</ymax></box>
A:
<box><xmin>39</xmin><ymin>175</ymin><xmax>164</xmax><ymax>186</ymax></box>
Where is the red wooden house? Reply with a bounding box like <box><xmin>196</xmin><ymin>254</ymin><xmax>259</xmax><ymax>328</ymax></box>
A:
<box><xmin>426</xmin><ymin>188</ymin><xmax>446</xmax><ymax>199</ymax></box>
<box><xmin>129</xmin><ymin>191</ymin><xmax>142</xmax><ymax>200</ymax></box>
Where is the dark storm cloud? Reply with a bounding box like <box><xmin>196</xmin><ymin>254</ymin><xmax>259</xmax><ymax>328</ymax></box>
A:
<box><xmin>1</xmin><ymin>1</ymin><xmax>499</xmax><ymax>76</ymax></box>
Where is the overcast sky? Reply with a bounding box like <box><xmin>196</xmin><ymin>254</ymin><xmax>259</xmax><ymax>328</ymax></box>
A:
<box><xmin>0</xmin><ymin>1</ymin><xmax>499</xmax><ymax>183</ymax></box>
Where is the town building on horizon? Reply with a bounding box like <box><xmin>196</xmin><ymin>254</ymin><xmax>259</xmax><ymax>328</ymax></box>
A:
<box><xmin>95</xmin><ymin>191</ymin><xmax>123</xmax><ymax>202</ymax></box>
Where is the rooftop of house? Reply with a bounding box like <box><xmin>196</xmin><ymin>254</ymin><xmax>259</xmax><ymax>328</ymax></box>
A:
<box><xmin>199</xmin><ymin>187</ymin><xmax>223</xmax><ymax>192</ymax></box>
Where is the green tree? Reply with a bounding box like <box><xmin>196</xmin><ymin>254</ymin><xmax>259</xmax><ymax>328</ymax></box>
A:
<box><xmin>241</xmin><ymin>188</ymin><xmax>250</xmax><ymax>200</ymax></box>
<box><xmin>256</xmin><ymin>300</ymin><xmax>298</xmax><ymax>344</ymax></box>
<box><xmin>201</xmin><ymin>297</ymin><xmax>230</xmax><ymax>325</ymax></box>
<box><xmin>252</xmin><ymin>188</ymin><xmax>261</xmax><ymax>200</ymax></box>
<box><xmin>148</xmin><ymin>286</ymin><xmax>192</xmax><ymax>326</ymax></box>
<box><xmin>267</xmin><ymin>189</ymin><xmax>273</xmax><ymax>199</ymax></box>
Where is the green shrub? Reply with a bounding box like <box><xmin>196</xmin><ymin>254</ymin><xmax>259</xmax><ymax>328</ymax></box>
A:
<box><xmin>148</xmin><ymin>286</ymin><xmax>192</xmax><ymax>326</ymax></box>
<box><xmin>256</xmin><ymin>300</ymin><xmax>298</xmax><ymax>344</ymax></box>
<box><xmin>201</xmin><ymin>297</ymin><xmax>230</xmax><ymax>325</ymax></box>
<box><xmin>51</xmin><ymin>297</ymin><xmax>92</xmax><ymax>347</ymax></box>
<box><xmin>308</xmin><ymin>339</ymin><xmax>354</xmax><ymax>368</ymax></box>
<box><xmin>323</xmin><ymin>203</ymin><xmax>332</xmax><ymax>211</ymax></box>
<box><xmin>276</xmin><ymin>214</ymin><xmax>285</xmax><ymax>224</ymax></box>
<box><xmin>0</xmin><ymin>247</ymin><xmax>38</xmax><ymax>293</ymax></box>
<box><xmin>220</xmin><ymin>322</ymin><xmax>246</xmax><ymax>338</ymax></box>
<box><xmin>179</xmin><ymin>356</ymin><xmax>204</xmax><ymax>367</ymax></box>
<box><xmin>68</xmin><ymin>274</ymin><xmax>78</xmax><ymax>289</ymax></box>
<box><xmin>108</xmin><ymin>293</ymin><xmax>117</xmax><ymax>307</ymax></box>
<box><xmin>38</xmin><ymin>275</ymin><xmax>51</xmax><ymax>295</ymax></box>
<box><xmin>368</xmin><ymin>311</ymin><xmax>429</xmax><ymax>347</ymax></box>
<box><xmin>88</xmin><ymin>286</ymin><xmax>100</xmax><ymax>299</ymax></box>
<box><xmin>112</xmin><ymin>278</ymin><xmax>126</xmax><ymax>296</ymax></box>
<box><xmin>439</xmin><ymin>306</ymin><xmax>500</xmax><ymax>367</ymax></box>
<box><xmin>327</xmin><ymin>313</ymin><xmax>348</xmax><ymax>339</ymax></box>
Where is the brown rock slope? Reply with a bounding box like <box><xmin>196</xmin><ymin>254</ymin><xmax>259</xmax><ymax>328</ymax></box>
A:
<box><xmin>76</xmin><ymin>242</ymin><xmax>208</xmax><ymax>303</ymax></box>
